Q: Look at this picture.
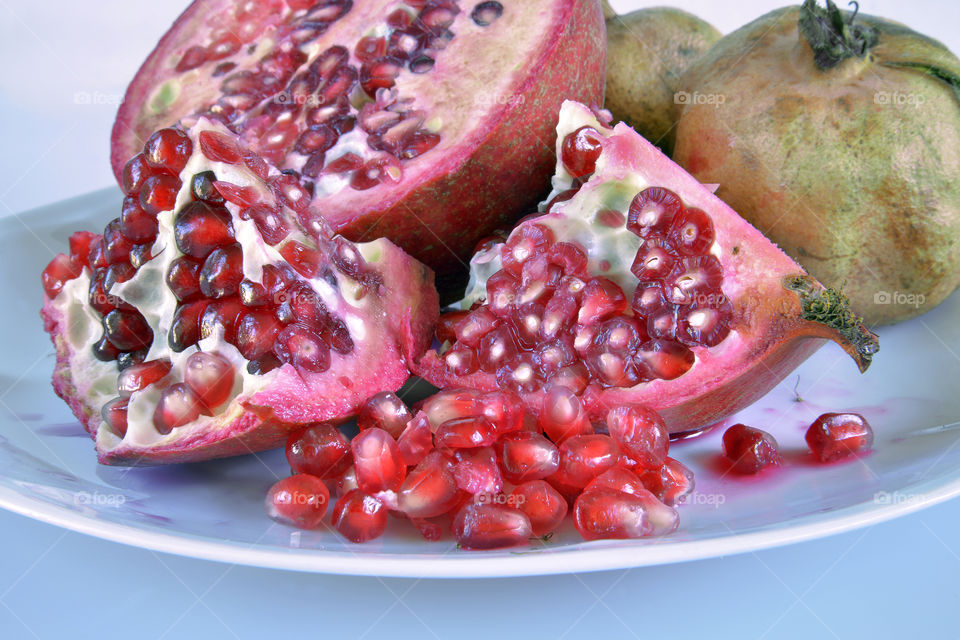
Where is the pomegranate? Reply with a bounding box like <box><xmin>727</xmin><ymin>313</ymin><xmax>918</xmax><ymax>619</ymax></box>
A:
<box><xmin>805</xmin><ymin>412</ymin><xmax>874</xmax><ymax>463</ymax></box>
<box><xmin>41</xmin><ymin>122</ymin><xmax>438</xmax><ymax>465</ymax></box>
<box><xmin>673</xmin><ymin>0</ymin><xmax>960</xmax><ymax>324</ymax></box>
<box><xmin>414</xmin><ymin>100</ymin><xmax>879</xmax><ymax>434</ymax></box>
<box><xmin>722</xmin><ymin>424</ymin><xmax>781</xmax><ymax>474</ymax></box>
<box><xmin>110</xmin><ymin>0</ymin><xmax>606</xmax><ymax>292</ymax></box>
<box><xmin>266</xmin><ymin>473</ymin><xmax>330</xmax><ymax>528</ymax></box>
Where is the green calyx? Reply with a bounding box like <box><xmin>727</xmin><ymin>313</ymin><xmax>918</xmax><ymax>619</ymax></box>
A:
<box><xmin>799</xmin><ymin>0</ymin><xmax>878</xmax><ymax>70</ymax></box>
<box><xmin>784</xmin><ymin>276</ymin><xmax>879</xmax><ymax>368</ymax></box>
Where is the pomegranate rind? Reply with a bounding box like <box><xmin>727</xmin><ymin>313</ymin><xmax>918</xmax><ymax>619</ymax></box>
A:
<box><xmin>110</xmin><ymin>0</ymin><xmax>606</xmax><ymax>287</ymax></box>
<box><xmin>414</xmin><ymin>100</ymin><xmax>878</xmax><ymax>433</ymax></box>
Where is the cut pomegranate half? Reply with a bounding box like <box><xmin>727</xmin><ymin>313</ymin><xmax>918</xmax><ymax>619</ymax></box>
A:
<box><xmin>110</xmin><ymin>0</ymin><xmax>606</xmax><ymax>292</ymax></box>
<box><xmin>42</xmin><ymin>121</ymin><xmax>437</xmax><ymax>465</ymax></box>
<box><xmin>414</xmin><ymin>101</ymin><xmax>879</xmax><ymax>434</ymax></box>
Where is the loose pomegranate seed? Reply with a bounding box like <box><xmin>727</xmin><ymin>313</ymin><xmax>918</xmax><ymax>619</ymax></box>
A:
<box><xmin>397</xmin><ymin>411</ymin><xmax>433</xmax><ymax>466</ymax></box>
<box><xmin>41</xmin><ymin>254</ymin><xmax>82</xmax><ymax>299</ymax></box>
<box><xmin>174</xmin><ymin>201</ymin><xmax>235</xmax><ymax>259</ymax></box>
<box><xmin>168</xmin><ymin>300</ymin><xmax>208</xmax><ymax>352</ymax></box>
<box><xmin>539</xmin><ymin>385</ymin><xmax>592</xmax><ymax>444</ymax></box>
<box><xmin>398</xmin><ymin>451</ymin><xmax>460</xmax><ymax>518</ymax></box>
<box><xmin>443</xmin><ymin>345</ymin><xmax>478</xmax><ymax>376</ymax></box>
<box><xmin>120</xmin><ymin>196</ymin><xmax>159</xmax><ymax>242</ymax></box>
<box><xmin>352</xmin><ymin>427</ymin><xmax>406</xmax><ymax>493</ymax></box>
<box><xmin>139</xmin><ymin>174</ymin><xmax>182</xmax><ymax>215</ymax></box>
<box><xmin>143</xmin><ymin>128</ymin><xmax>192</xmax><ymax>174</ymax></box>
<box><xmin>635</xmin><ymin>339</ymin><xmax>695</xmax><ymax>380</ymax></box>
<box><xmin>335</xmin><ymin>466</ymin><xmax>359</xmax><ymax>498</ymax></box>
<box><xmin>265</xmin><ymin>474</ymin><xmax>330</xmax><ymax>529</ymax></box>
<box><xmin>420</xmin><ymin>389</ymin><xmax>484</xmax><ymax>429</ymax></box>
<box><xmin>116</xmin><ymin>359</ymin><xmax>171</xmax><ymax>397</ymax></box>
<box><xmin>637</xmin><ymin>457</ymin><xmax>695</xmax><ymax>506</ymax></box>
<box><xmin>558</xmin><ymin>434</ymin><xmax>620</xmax><ymax>488</ymax></box>
<box><xmin>435</xmin><ymin>415</ymin><xmax>497</xmax><ymax>449</ymax></box>
<box><xmin>497</xmin><ymin>431</ymin><xmax>560</xmax><ymax>483</ymax></box>
<box><xmin>511</xmin><ymin>480</ymin><xmax>567</xmax><ymax>537</ymax></box>
<box><xmin>101</xmin><ymin>397</ymin><xmax>129</xmax><ymax>438</ymax></box>
<box><xmin>184</xmin><ymin>351</ymin><xmax>234</xmax><ymax>411</ymax></box>
<box><xmin>453</xmin><ymin>446</ymin><xmax>503</xmax><ymax>495</ymax></box>
<box><xmin>578</xmin><ymin>277</ymin><xmax>627</xmax><ymax>325</ymax></box>
<box><xmin>627</xmin><ymin>187</ymin><xmax>684</xmax><ymax>237</ymax></box>
<box><xmin>606</xmin><ymin>405</ymin><xmax>669</xmax><ymax>469</ymax></box>
<box><xmin>584</xmin><ymin>467</ymin><xmax>650</xmax><ymax>496</ymax></box>
<box><xmin>574</xmin><ymin>488</ymin><xmax>650</xmax><ymax>540</ymax></box>
<box><xmin>560</xmin><ymin>126</ymin><xmax>604</xmax><ymax>178</ymax></box>
<box><xmin>805</xmin><ymin>413</ymin><xmax>874</xmax><ymax>462</ymax></box>
<box><xmin>332</xmin><ymin>490</ymin><xmax>388</xmax><ymax>543</ymax></box>
<box><xmin>501</xmin><ymin>224</ymin><xmax>555</xmax><ymax>277</ymax></box>
<box><xmin>357</xmin><ymin>391</ymin><xmax>412</xmax><ymax>439</ymax></box>
<box><xmin>286</xmin><ymin>423</ymin><xmax>352</xmax><ymax>479</ymax></box>
<box><xmin>477</xmin><ymin>390</ymin><xmax>527</xmax><ymax>435</ymax></box>
<box><xmin>153</xmin><ymin>383</ymin><xmax>205</xmax><ymax>434</ymax></box>
<box><xmin>668</xmin><ymin>207</ymin><xmax>715</xmax><ymax>255</ymax></box>
<box><xmin>198</xmin><ymin>130</ymin><xmax>241</xmax><ymax>163</ymax></box>
<box><xmin>722</xmin><ymin>424</ymin><xmax>782</xmax><ymax>474</ymax></box>
<box><xmin>453</xmin><ymin>503</ymin><xmax>532</xmax><ymax>550</ymax></box>
<box><xmin>103</xmin><ymin>309</ymin><xmax>153</xmax><ymax>351</ymax></box>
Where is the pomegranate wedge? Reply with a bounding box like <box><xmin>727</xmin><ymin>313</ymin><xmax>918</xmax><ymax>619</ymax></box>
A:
<box><xmin>42</xmin><ymin>121</ymin><xmax>438</xmax><ymax>465</ymax></box>
<box><xmin>414</xmin><ymin>100</ymin><xmax>879</xmax><ymax>434</ymax></box>
<box><xmin>110</xmin><ymin>0</ymin><xmax>606</xmax><ymax>291</ymax></box>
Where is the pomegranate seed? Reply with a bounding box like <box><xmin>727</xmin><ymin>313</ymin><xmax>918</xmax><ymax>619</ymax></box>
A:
<box><xmin>116</xmin><ymin>359</ymin><xmax>171</xmax><ymax>397</ymax></box>
<box><xmin>677</xmin><ymin>298</ymin><xmax>733</xmax><ymax>347</ymax></box>
<box><xmin>198</xmin><ymin>130</ymin><xmax>241</xmax><ymax>163</ymax></box>
<box><xmin>397</xmin><ymin>451</ymin><xmax>459</xmax><ymax>518</ymax></box>
<box><xmin>139</xmin><ymin>174</ymin><xmax>182</xmax><ymax>215</ymax></box>
<box><xmin>68</xmin><ymin>231</ymin><xmax>96</xmax><ymax>267</ymax></box>
<box><xmin>143</xmin><ymin>128</ymin><xmax>192</xmax><ymax>174</ymax></box>
<box><xmin>548</xmin><ymin>362</ymin><xmax>591</xmax><ymax>394</ymax></box>
<box><xmin>117</xmin><ymin>349</ymin><xmax>148</xmax><ymax>371</ymax></box>
<box><xmin>174</xmin><ymin>201</ymin><xmax>235</xmax><ymax>259</ymax></box>
<box><xmin>183</xmin><ymin>351</ymin><xmax>234</xmax><ymax>411</ymax></box>
<box><xmin>478</xmin><ymin>325</ymin><xmax>519</xmax><ymax>373</ymax></box>
<box><xmin>606</xmin><ymin>405</ymin><xmax>669</xmax><ymax>469</ymax></box>
<box><xmin>270</xmin><ymin>173</ymin><xmax>311</xmax><ymax>213</ymax></box>
<box><xmin>103</xmin><ymin>309</ymin><xmax>153</xmax><ymax>351</ymax></box>
<box><xmin>436</xmin><ymin>415</ymin><xmax>497</xmax><ymax>449</ymax></box>
<box><xmin>574</xmin><ymin>488</ymin><xmax>650</xmax><ymax>540</ymax></box>
<box><xmin>545</xmin><ymin>187</ymin><xmax>579</xmax><ymax>212</ymax></box>
<box><xmin>274</xmin><ymin>324</ymin><xmax>331</xmax><ymax>373</ymax></box>
<box><xmin>805</xmin><ymin>413</ymin><xmax>874</xmax><ymax>462</ymax></box>
<box><xmin>478</xmin><ymin>389</ymin><xmax>527</xmax><ymax>434</ymax></box>
<box><xmin>309</xmin><ymin>44</ymin><xmax>349</xmax><ymax>77</ymax></box>
<box><xmin>102</xmin><ymin>219</ymin><xmax>134</xmax><ymax>265</ymax></box>
<box><xmin>453</xmin><ymin>503</ymin><xmax>532</xmax><ymax>550</ymax></box>
<box><xmin>547</xmin><ymin>241</ymin><xmax>589</xmax><ymax>276</ymax></box>
<box><xmin>120</xmin><ymin>196</ymin><xmax>159</xmax><ymax>242</ymax></box>
<box><xmin>357</xmin><ymin>391</ymin><xmax>412</xmax><ymax>439</ymax></box>
<box><xmin>722</xmin><ymin>424</ymin><xmax>782</xmax><ymax>474</ymax></box>
<box><xmin>560</xmin><ymin>126</ymin><xmax>604</xmax><ymax>178</ymax></box>
<box><xmin>279</xmin><ymin>241</ymin><xmax>322</xmax><ymax>278</ymax></box>
<box><xmin>497</xmin><ymin>431</ymin><xmax>560</xmax><ymax>483</ymax></box>
<box><xmin>635</xmin><ymin>339</ymin><xmax>695</xmax><ymax>380</ymax></box>
<box><xmin>153</xmin><ymin>383</ymin><xmax>205</xmax><ymax>434</ymax></box>
<box><xmin>455</xmin><ymin>307</ymin><xmax>498</xmax><ymax>347</ymax></box>
<box><xmin>485</xmin><ymin>269</ymin><xmax>519</xmax><ymax>317</ymax></box>
<box><xmin>558</xmin><ymin>434</ymin><xmax>619</xmax><ymax>488</ymax></box>
<box><xmin>668</xmin><ymin>207</ymin><xmax>715</xmax><ymax>255</ymax></box>
<box><xmin>595</xmin><ymin>315</ymin><xmax>646</xmax><ymax>355</ymax></box>
<box><xmin>627</xmin><ymin>187</ymin><xmax>684</xmax><ymax>237</ymax></box>
<box><xmin>453</xmin><ymin>446</ymin><xmax>502</xmax><ymax>495</ymax></box>
<box><xmin>664</xmin><ymin>255</ymin><xmax>724</xmax><ymax>305</ymax></box>
<box><xmin>332</xmin><ymin>490</ymin><xmax>388</xmax><ymax>543</ymax></box>
<box><xmin>352</xmin><ymin>427</ymin><xmax>406</xmax><ymax>493</ymax></box>
<box><xmin>92</xmin><ymin>335</ymin><xmax>121</xmax><ymax>362</ymax></box>
<box><xmin>397</xmin><ymin>411</ymin><xmax>433</xmax><ymax>466</ymax></box>
<box><xmin>638</xmin><ymin>457</ymin><xmax>695</xmax><ymax>506</ymax></box>
<box><xmin>511</xmin><ymin>480</ymin><xmax>566</xmax><ymax>536</ymax></box>
<box><xmin>168</xmin><ymin>300</ymin><xmax>208</xmax><ymax>351</ymax></box>
<box><xmin>632</xmin><ymin>281</ymin><xmax>667</xmax><ymax>318</ymax></box>
<box><xmin>350</xmin><ymin>156</ymin><xmax>401</xmax><ymax>190</ymax></box>
<box><xmin>584</xmin><ymin>467</ymin><xmax>649</xmax><ymax>496</ymax></box>
<box><xmin>359</xmin><ymin>56</ymin><xmax>403</xmax><ymax>96</ymax></box>
<box><xmin>495</xmin><ymin>355</ymin><xmax>542</xmax><ymax>394</ymax></box>
<box><xmin>41</xmin><ymin>254</ymin><xmax>82</xmax><ymax>299</ymax></box>
<box><xmin>539</xmin><ymin>385</ymin><xmax>592</xmax><ymax>444</ymax></box>
<box><xmin>541</xmin><ymin>291</ymin><xmax>579</xmax><ymax>340</ymax></box>
<box><xmin>243</xmin><ymin>152</ymin><xmax>270</xmax><ymax>179</ymax></box>
<box><xmin>355</xmin><ymin>35</ymin><xmax>387</xmax><ymax>62</ymax></box>
<box><xmin>200</xmin><ymin>297</ymin><xmax>245</xmax><ymax>343</ymax></box>
<box><xmin>436</xmin><ymin>310</ymin><xmax>468</xmax><ymax>344</ymax></box>
<box><xmin>101</xmin><ymin>397</ymin><xmax>129</xmax><ymax>438</ymax></box>
<box><xmin>265</xmin><ymin>474</ymin><xmax>330</xmax><ymax>529</ymax></box>
<box><xmin>121</xmin><ymin>153</ymin><xmax>161</xmax><ymax>195</ymax></box>
<box><xmin>420</xmin><ymin>389</ymin><xmax>484</xmax><ymax>429</ymax></box>
<box><xmin>410</xmin><ymin>517</ymin><xmax>444</xmax><ymax>541</ymax></box>
<box><xmin>286</xmin><ymin>423</ymin><xmax>353</xmax><ymax>479</ymax></box>
<box><xmin>334</xmin><ymin>466</ymin><xmax>359</xmax><ymax>498</ymax></box>
<box><xmin>189</xmin><ymin>170</ymin><xmax>223</xmax><ymax>204</ymax></box>
<box><xmin>578</xmin><ymin>277</ymin><xmax>627</xmax><ymax>325</ymax></box>
<box><xmin>501</xmin><ymin>224</ymin><xmax>554</xmax><ymax>277</ymax></box>
<box><xmin>646</xmin><ymin>305</ymin><xmax>679</xmax><ymax>340</ymax></box>
<box><xmin>214</xmin><ymin>181</ymin><xmax>259</xmax><ymax>207</ymax></box>
<box><xmin>471</xmin><ymin>1</ymin><xmax>504</xmax><ymax>27</ymax></box>
<box><xmin>236</xmin><ymin>310</ymin><xmax>282</xmax><ymax>360</ymax></box>
<box><xmin>208</xmin><ymin>33</ymin><xmax>241</xmax><ymax>59</ymax></box>
<box><xmin>443</xmin><ymin>344</ymin><xmax>478</xmax><ymax>376</ymax></box>
<box><xmin>176</xmin><ymin>45</ymin><xmax>209</xmax><ymax>72</ymax></box>
<box><xmin>631</xmin><ymin>237</ymin><xmax>679</xmax><ymax>282</ymax></box>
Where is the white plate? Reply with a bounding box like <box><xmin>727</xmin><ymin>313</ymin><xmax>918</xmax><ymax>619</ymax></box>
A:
<box><xmin>2</xmin><ymin>188</ymin><xmax>959</xmax><ymax>577</ymax></box>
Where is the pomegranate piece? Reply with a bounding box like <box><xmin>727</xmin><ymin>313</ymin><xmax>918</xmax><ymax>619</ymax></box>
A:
<box><xmin>511</xmin><ymin>480</ymin><xmax>567</xmax><ymax>537</ymax></box>
<box><xmin>286</xmin><ymin>423</ymin><xmax>352</xmax><ymax>479</ymax></box>
<box><xmin>332</xmin><ymin>490</ymin><xmax>388</xmax><ymax>543</ymax></box>
<box><xmin>557</xmin><ymin>434</ymin><xmax>620</xmax><ymax>488</ymax></box>
<box><xmin>452</xmin><ymin>503</ymin><xmax>533</xmax><ymax>550</ymax></box>
<box><xmin>351</xmin><ymin>427</ymin><xmax>406</xmax><ymax>493</ymax></box>
<box><xmin>397</xmin><ymin>451</ymin><xmax>459</xmax><ymax>518</ymax></box>
<box><xmin>606</xmin><ymin>405</ymin><xmax>669</xmax><ymax>470</ymax></box>
<box><xmin>722</xmin><ymin>424</ymin><xmax>782</xmax><ymax>474</ymax></box>
<box><xmin>357</xmin><ymin>391</ymin><xmax>412</xmax><ymax>439</ymax></box>
<box><xmin>414</xmin><ymin>101</ymin><xmax>878</xmax><ymax>437</ymax></box>
<box><xmin>265</xmin><ymin>474</ymin><xmax>330</xmax><ymax>529</ymax></box>
<box><xmin>496</xmin><ymin>431</ymin><xmax>559</xmax><ymax>484</ymax></box>
<box><xmin>805</xmin><ymin>412</ymin><xmax>874</xmax><ymax>462</ymax></box>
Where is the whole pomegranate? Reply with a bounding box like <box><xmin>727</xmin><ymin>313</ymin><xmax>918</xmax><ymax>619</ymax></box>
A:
<box><xmin>110</xmin><ymin>0</ymin><xmax>606</xmax><ymax>294</ymax></box>
<box><xmin>673</xmin><ymin>0</ymin><xmax>960</xmax><ymax>325</ymax></box>
<box><xmin>414</xmin><ymin>100</ymin><xmax>879</xmax><ymax>434</ymax></box>
<box><xmin>41</xmin><ymin>123</ymin><xmax>438</xmax><ymax>465</ymax></box>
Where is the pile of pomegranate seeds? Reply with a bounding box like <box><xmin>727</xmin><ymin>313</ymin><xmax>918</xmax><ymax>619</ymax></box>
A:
<box><xmin>265</xmin><ymin>389</ymin><xmax>696</xmax><ymax>549</ymax></box>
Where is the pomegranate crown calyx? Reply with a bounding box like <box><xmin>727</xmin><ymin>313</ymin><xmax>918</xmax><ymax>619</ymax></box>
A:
<box><xmin>799</xmin><ymin>0</ymin><xmax>878</xmax><ymax>70</ymax></box>
<box><xmin>784</xmin><ymin>276</ymin><xmax>879</xmax><ymax>369</ymax></box>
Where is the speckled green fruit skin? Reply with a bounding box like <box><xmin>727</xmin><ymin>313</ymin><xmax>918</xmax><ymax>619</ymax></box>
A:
<box><xmin>673</xmin><ymin>6</ymin><xmax>960</xmax><ymax>325</ymax></box>
<box><xmin>605</xmin><ymin>7</ymin><xmax>720</xmax><ymax>155</ymax></box>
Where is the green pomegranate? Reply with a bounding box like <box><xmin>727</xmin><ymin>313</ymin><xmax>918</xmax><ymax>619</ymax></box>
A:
<box><xmin>604</xmin><ymin>5</ymin><xmax>720</xmax><ymax>155</ymax></box>
<box><xmin>673</xmin><ymin>0</ymin><xmax>960</xmax><ymax>325</ymax></box>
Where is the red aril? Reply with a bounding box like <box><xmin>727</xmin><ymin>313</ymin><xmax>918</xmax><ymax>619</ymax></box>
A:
<box><xmin>116</xmin><ymin>359</ymin><xmax>171</xmax><ymax>397</ymax></box>
<box><xmin>805</xmin><ymin>412</ymin><xmax>874</xmax><ymax>462</ymax></box>
<box><xmin>183</xmin><ymin>351</ymin><xmax>235</xmax><ymax>411</ymax></box>
<box><xmin>606</xmin><ymin>404</ymin><xmax>669</xmax><ymax>470</ymax></box>
<box><xmin>435</xmin><ymin>415</ymin><xmax>497</xmax><ymax>449</ymax></box>
<box><xmin>453</xmin><ymin>446</ymin><xmax>502</xmax><ymax>495</ymax></box>
<box><xmin>397</xmin><ymin>411</ymin><xmax>434</xmax><ymax>467</ymax></box>
<box><xmin>496</xmin><ymin>431</ymin><xmax>559</xmax><ymax>483</ymax></box>
<box><xmin>452</xmin><ymin>503</ymin><xmax>532</xmax><ymax>550</ymax></box>
<box><xmin>583</xmin><ymin>467</ymin><xmax>647</xmax><ymax>496</ymax></box>
<box><xmin>265</xmin><ymin>474</ymin><xmax>330</xmax><ymax>529</ymax></box>
<box><xmin>286</xmin><ymin>423</ymin><xmax>352</xmax><ymax>479</ymax></box>
<box><xmin>357</xmin><ymin>391</ymin><xmax>412</xmax><ymax>438</ymax></box>
<box><xmin>722</xmin><ymin>424</ymin><xmax>782</xmax><ymax>474</ymax></box>
<box><xmin>332</xmin><ymin>489</ymin><xmax>388</xmax><ymax>543</ymax></box>
<box><xmin>351</xmin><ymin>427</ymin><xmax>406</xmax><ymax>493</ymax></box>
<box><xmin>637</xmin><ymin>457</ymin><xmax>695</xmax><ymax>506</ymax></box>
<box><xmin>538</xmin><ymin>385</ymin><xmax>591</xmax><ymax>443</ymax></box>
<box><xmin>511</xmin><ymin>480</ymin><xmax>567</xmax><ymax>537</ymax></box>
<box><xmin>573</xmin><ymin>488</ymin><xmax>650</xmax><ymax>541</ymax></box>
<box><xmin>557</xmin><ymin>434</ymin><xmax>619</xmax><ymax>488</ymax></box>
<box><xmin>397</xmin><ymin>451</ymin><xmax>459</xmax><ymax>518</ymax></box>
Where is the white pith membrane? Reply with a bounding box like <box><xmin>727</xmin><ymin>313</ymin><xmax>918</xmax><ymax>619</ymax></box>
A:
<box><xmin>50</xmin><ymin>118</ymin><xmax>401</xmax><ymax>454</ymax></box>
<box><xmin>455</xmin><ymin>101</ymin><xmax>739</xmax><ymax>386</ymax></box>
<box><xmin>124</xmin><ymin>0</ymin><xmax>553</xmax><ymax>223</ymax></box>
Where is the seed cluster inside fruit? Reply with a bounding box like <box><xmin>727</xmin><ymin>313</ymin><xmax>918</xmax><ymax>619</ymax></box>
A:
<box><xmin>436</xmin><ymin>128</ymin><xmax>732</xmax><ymax>392</ymax></box>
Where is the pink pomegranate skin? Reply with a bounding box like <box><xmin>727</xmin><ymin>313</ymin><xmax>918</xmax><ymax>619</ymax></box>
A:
<box><xmin>414</xmin><ymin>101</ymin><xmax>878</xmax><ymax>434</ymax></box>
<box><xmin>110</xmin><ymin>0</ymin><xmax>607</xmax><ymax>291</ymax></box>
